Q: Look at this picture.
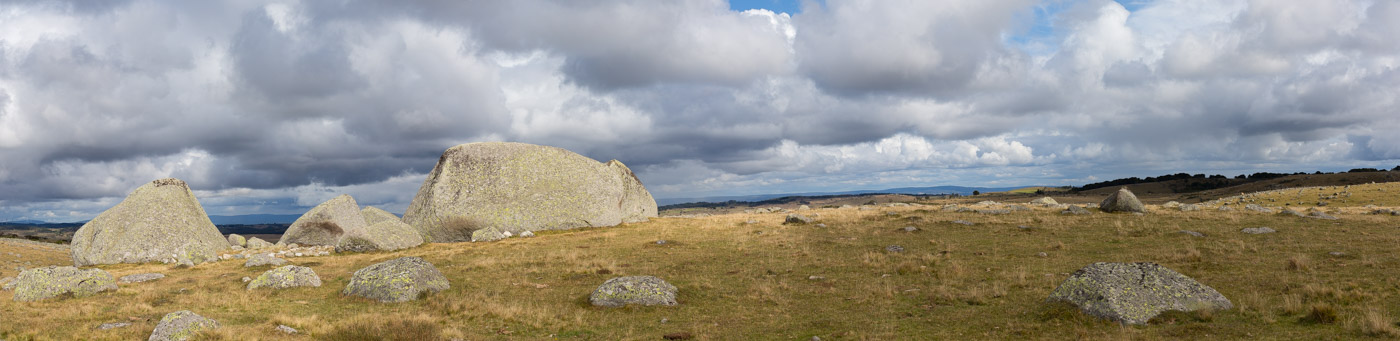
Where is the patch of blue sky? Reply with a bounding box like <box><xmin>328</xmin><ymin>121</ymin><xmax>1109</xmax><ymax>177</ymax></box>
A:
<box><xmin>728</xmin><ymin>0</ymin><xmax>817</xmax><ymax>15</ymax></box>
<box><xmin>1006</xmin><ymin>0</ymin><xmax>1151</xmax><ymax>57</ymax></box>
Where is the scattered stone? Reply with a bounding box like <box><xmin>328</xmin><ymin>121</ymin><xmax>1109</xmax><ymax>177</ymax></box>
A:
<box><xmin>1307</xmin><ymin>210</ymin><xmax>1338</xmax><ymax>220</ymax></box>
<box><xmin>245</xmin><ymin>237</ymin><xmax>274</xmax><ymax>249</ymax></box>
<box><xmin>1162</xmin><ymin>201</ymin><xmax>1182</xmax><ymax>209</ymax></box>
<box><xmin>1007</xmin><ymin>205</ymin><xmax>1032</xmax><ymax>212</ymax></box>
<box><xmin>784</xmin><ymin>214</ymin><xmax>814</xmax><ymax>225</ymax></box>
<box><xmin>1061</xmin><ymin>206</ymin><xmax>1092</xmax><ymax>215</ymax></box>
<box><xmin>885</xmin><ymin>245</ymin><xmax>905</xmax><ymax>253</ymax></box>
<box><xmin>1099</xmin><ymin>187</ymin><xmax>1145</xmax><ymax>213</ymax></box>
<box><xmin>1046</xmin><ymin>262</ymin><xmax>1232</xmax><ymax>325</ymax></box>
<box><xmin>1178</xmin><ymin>230</ymin><xmax>1205</xmax><ymax>237</ymax></box>
<box><xmin>471</xmin><ymin>226</ymin><xmax>507</xmax><ymax>242</ymax></box>
<box><xmin>70</xmin><ymin>178</ymin><xmax>228</xmax><ymax>266</ymax></box>
<box><xmin>244</xmin><ymin>254</ymin><xmax>287</xmax><ymax>267</ymax></box>
<box><xmin>11</xmin><ymin>266</ymin><xmax>117</xmax><ymax>302</ymax></box>
<box><xmin>401</xmin><ymin>142</ymin><xmax>658</xmax><ymax>242</ymax></box>
<box><xmin>950</xmin><ymin>220</ymin><xmax>974</xmax><ymax>226</ymax></box>
<box><xmin>656</xmin><ymin>240</ymin><xmax>668</xmax><ymax>245</ymax></box>
<box><xmin>839</xmin><ymin>205</ymin><xmax>854</xmax><ymax>209</ymax></box>
<box><xmin>976</xmin><ymin>200</ymin><xmax>1000</xmax><ymax>206</ymax></box>
<box><xmin>978</xmin><ymin>209</ymin><xmax>1012</xmax><ymax>215</ymax></box>
<box><xmin>342</xmin><ymin>257</ymin><xmax>450</xmax><ymax>303</ymax></box>
<box><xmin>663</xmin><ymin>332</ymin><xmax>693</xmax><ymax>340</ymax></box>
<box><xmin>96</xmin><ymin>322</ymin><xmax>131</xmax><ymax>330</ymax></box>
<box><xmin>814</xmin><ymin>223</ymin><xmax>827</xmax><ymax>228</ymax></box>
<box><xmin>0</xmin><ymin>276</ymin><xmax>14</xmax><ymax>291</ymax></box>
<box><xmin>1216</xmin><ymin>205</ymin><xmax>1235</xmax><ymax>212</ymax></box>
<box><xmin>589</xmin><ymin>275</ymin><xmax>678</xmax><ymax>307</ymax></box>
<box><xmin>808</xmin><ymin>275</ymin><xmax>825</xmax><ymax>281</ymax></box>
<box><xmin>798</xmin><ymin>205</ymin><xmax>811</xmax><ymax>211</ymax></box>
<box><xmin>149</xmin><ymin>310</ymin><xmax>219</xmax><ymax>341</ymax></box>
<box><xmin>248</xmin><ymin>265</ymin><xmax>322</xmax><ymax>290</ymax></box>
<box><xmin>1030</xmin><ymin>197</ymin><xmax>1059</xmax><ymax>205</ymax></box>
<box><xmin>897</xmin><ymin>226</ymin><xmax>920</xmax><ymax>232</ymax></box>
<box><xmin>1017</xmin><ymin>225</ymin><xmax>1034</xmax><ymax>230</ymax></box>
<box><xmin>1328</xmin><ymin>251</ymin><xmax>1346</xmax><ymax>257</ymax></box>
<box><xmin>276</xmin><ymin>325</ymin><xmax>298</xmax><ymax>334</ymax></box>
<box><xmin>1179</xmin><ymin>204</ymin><xmax>1202</xmax><ymax>212</ymax></box>
<box><xmin>119</xmin><ymin>273</ymin><xmax>166</xmax><ymax>284</ymax></box>
<box><xmin>241</xmin><ymin>277</ymin><xmax>251</xmax><ymax>283</ymax></box>
<box><xmin>226</xmin><ymin>234</ymin><xmax>246</xmax><ymax>247</ymax></box>
<box><xmin>1245</xmin><ymin>204</ymin><xmax>1274</xmax><ymax>213</ymax></box>
<box><xmin>1037</xmin><ymin>252</ymin><xmax>1049</xmax><ymax>258</ymax></box>
<box><xmin>503</xmin><ymin>231</ymin><xmax>514</xmax><ymax>238</ymax></box>
<box><xmin>1241</xmin><ymin>227</ymin><xmax>1277</xmax><ymax>234</ymax></box>
<box><xmin>520</xmin><ymin>230</ymin><xmax>535</xmax><ymax>238</ymax></box>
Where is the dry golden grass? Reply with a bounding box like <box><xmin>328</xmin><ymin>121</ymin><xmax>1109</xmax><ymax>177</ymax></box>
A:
<box><xmin>2</xmin><ymin>182</ymin><xmax>1400</xmax><ymax>339</ymax></box>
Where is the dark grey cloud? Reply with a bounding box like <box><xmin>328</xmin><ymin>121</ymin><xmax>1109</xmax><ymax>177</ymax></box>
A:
<box><xmin>0</xmin><ymin>0</ymin><xmax>1397</xmax><ymax>222</ymax></box>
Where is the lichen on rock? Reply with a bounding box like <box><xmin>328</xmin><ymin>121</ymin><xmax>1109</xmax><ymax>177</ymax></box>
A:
<box><xmin>1046</xmin><ymin>262</ymin><xmax>1231</xmax><ymax>325</ymax></box>
<box><xmin>11</xmin><ymin>266</ymin><xmax>117</xmax><ymax>302</ymax></box>
<box><xmin>148</xmin><ymin>310</ymin><xmax>219</xmax><ymax>341</ymax></box>
<box><xmin>341</xmin><ymin>257</ymin><xmax>449</xmax><ymax>303</ymax></box>
<box><xmin>590</xmin><ymin>275</ymin><xmax>678</xmax><ymax>308</ymax></box>
<box><xmin>247</xmin><ymin>265</ymin><xmax>321</xmax><ymax>290</ymax></box>
<box><xmin>69</xmin><ymin>178</ymin><xmax>228</xmax><ymax>266</ymax></box>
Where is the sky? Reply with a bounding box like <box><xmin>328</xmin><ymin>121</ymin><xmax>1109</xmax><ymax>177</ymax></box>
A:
<box><xmin>0</xmin><ymin>0</ymin><xmax>1397</xmax><ymax>222</ymax></box>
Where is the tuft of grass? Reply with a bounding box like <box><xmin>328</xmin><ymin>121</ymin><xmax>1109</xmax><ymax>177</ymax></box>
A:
<box><xmin>1286</xmin><ymin>255</ymin><xmax>1313</xmax><ymax>272</ymax></box>
<box><xmin>1301</xmin><ymin>303</ymin><xmax>1339</xmax><ymax>324</ymax></box>
<box><xmin>1353</xmin><ymin>308</ymin><xmax>1400</xmax><ymax>337</ymax></box>
<box><xmin>320</xmin><ymin>314</ymin><xmax>442</xmax><ymax>341</ymax></box>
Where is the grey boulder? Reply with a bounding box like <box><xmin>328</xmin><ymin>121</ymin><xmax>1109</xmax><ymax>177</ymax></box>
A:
<box><xmin>148</xmin><ymin>310</ymin><xmax>219</xmax><ymax>341</ymax></box>
<box><xmin>119</xmin><ymin>273</ymin><xmax>165</xmax><ymax>284</ymax></box>
<box><xmin>243</xmin><ymin>254</ymin><xmax>287</xmax><ymax>267</ymax></box>
<box><xmin>784</xmin><ymin>214</ymin><xmax>814</xmax><ymax>224</ymax></box>
<box><xmin>11</xmin><ymin>266</ymin><xmax>117</xmax><ymax>302</ymax></box>
<box><xmin>1046</xmin><ymin>262</ymin><xmax>1231</xmax><ymax>325</ymax></box>
<box><xmin>1099</xmin><ymin>187</ymin><xmax>1145</xmax><ymax>213</ymax></box>
<box><xmin>590</xmin><ymin>275</ymin><xmax>678</xmax><ymax>308</ymax></box>
<box><xmin>342</xmin><ymin>257</ymin><xmax>449</xmax><ymax>303</ymax></box>
<box><xmin>247</xmin><ymin>265</ymin><xmax>321</xmax><ymax>290</ymax></box>
<box><xmin>1061</xmin><ymin>205</ymin><xmax>1092</xmax><ymax>215</ymax></box>
<box><xmin>470</xmin><ymin>226</ymin><xmax>507</xmax><ymax>242</ymax></box>
<box><xmin>245</xmin><ymin>237</ymin><xmax>274</xmax><ymax>249</ymax></box>
<box><xmin>280</xmin><ymin>195</ymin><xmax>423</xmax><ymax>252</ymax></box>
<box><xmin>402</xmin><ymin>142</ymin><xmax>658</xmax><ymax>242</ymax></box>
<box><xmin>1241</xmin><ymin>227</ymin><xmax>1277</xmax><ymax>234</ymax></box>
<box><xmin>70</xmin><ymin>178</ymin><xmax>228</xmax><ymax>266</ymax></box>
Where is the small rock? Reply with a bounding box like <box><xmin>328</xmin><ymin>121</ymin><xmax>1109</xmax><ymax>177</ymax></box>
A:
<box><xmin>1037</xmin><ymin>252</ymin><xmax>1049</xmax><ymax>258</ymax></box>
<box><xmin>520</xmin><ymin>231</ymin><xmax>535</xmax><ymax>237</ymax></box>
<box><xmin>660</xmin><ymin>318</ymin><xmax>669</xmax><ymax>324</ymax></box>
<box><xmin>96</xmin><ymin>322</ymin><xmax>131</xmax><ymax>330</ymax></box>
<box><xmin>1307</xmin><ymin>211</ymin><xmax>1338</xmax><ymax>220</ymax></box>
<box><xmin>1179</xmin><ymin>230</ymin><xmax>1205</xmax><ymax>237</ymax></box>
<box><xmin>1328</xmin><ymin>251</ymin><xmax>1346</xmax><ymax>257</ymax></box>
<box><xmin>1241</xmin><ymin>227</ymin><xmax>1277</xmax><ymax>234</ymax></box>
<box><xmin>149</xmin><ymin>310</ymin><xmax>219</xmax><ymax>341</ymax></box>
<box><xmin>244</xmin><ymin>254</ymin><xmax>287</xmax><ymax>267</ymax></box>
<box><xmin>898</xmin><ymin>226</ymin><xmax>921</xmax><ymax>232</ymax></box>
<box><xmin>0</xmin><ymin>276</ymin><xmax>14</xmax><ymax>291</ymax></box>
<box><xmin>656</xmin><ymin>240</ymin><xmax>668</xmax><ymax>245</ymax></box>
<box><xmin>241</xmin><ymin>277</ymin><xmax>251</xmax><ymax>283</ymax></box>
<box><xmin>1061</xmin><ymin>206</ymin><xmax>1092</xmax><ymax>215</ymax></box>
<box><xmin>590</xmin><ymin>276</ymin><xmax>678</xmax><ymax>307</ymax></box>
<box><xmin>784</xmin><ymin>214</ymin><xmax>814</xmax><ymax>224</ymax></box>
<box><xmin>808</xmin><ymin>275</ymin><xmax>825</xmax><ymax>281</ymax></box>
<box><xmin>247</xmin><ymin>265</ymin><xmax>322</xmax><ymax>290</ymax></box>
<box><xmin>814</xmin><ymin>223</ymin><xmax>827</xmax><ymax>228</ymax></box>
<box><xmin>276</xmin><ymin>325</ymin><xmax>298</xmax><ymax>334</ymax></box>
<box><xmin>950</xmin><ymin>220</ymin><xmax>974</xmax><ymax>226</ymax></box>
<box><xmin>798</xmin><ymin>205</ymin><xmax>811</xmax><ymax>211</ymax></box>
<box><xmin>885</xmin><ymin>245</ymin><xmax>905</xmax><ymax>253</ymax></box>
<box><xmin>1017</xmin><ymin>225</ymin><xmax>1034</xmax><ymax>230</ymax></box>
<box><xmin>503</xmin><ymin>231</ymin><xmax>514</xmax><ymax>238</ymax></box>
<box><xmin>119</xmin><ymin>273</ymin><xmax>166</xmax><ymax>284</ymax></box>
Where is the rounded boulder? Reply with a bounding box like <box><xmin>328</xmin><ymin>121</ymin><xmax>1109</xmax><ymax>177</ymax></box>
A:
<box><xmin>1046</xmin><ymin>262</ymin><xmax>1231</xmax><ymax>325</ymax></box>
<box><xmin>590</xmin><ymin>275</ymin><xmax>678</xmax><ymax>308</ymax></box>
<box><xmin>402</xmin><ymin>142</ymin><xmax>658</xmax><ymax>242</ymax></box>
<box><xmin>342</xmin><ymin>257</ymin><xmax>449</xmax><ymax>303</ymax></box>
<box><xmin>247</xmin><ymin>265</ymin><xmax>322</xmax><ymax>290</ymax></box>
<box><xmin>1099</xmin><ymin>187</ymin><xmax>1145</xmax><ymax>213</ymax></box>
<box><xmin>11</xmin><ymin>266</ymin><xmax>117</xmax><ymax>302</ymax></box>
<box><xmin>148</xmin><ymin>310</ymin><xmax>219</xmax><ymax>341</ymax></box>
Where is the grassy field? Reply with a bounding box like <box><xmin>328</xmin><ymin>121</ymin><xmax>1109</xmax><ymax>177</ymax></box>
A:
<box><xmin>3</xmin><ymin>184</ymin><xmax>1400</xmax><ymax>340</ymax></box>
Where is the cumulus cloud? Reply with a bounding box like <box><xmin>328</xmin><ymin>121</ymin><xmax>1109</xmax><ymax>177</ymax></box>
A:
<box><xmin>0</xmin><ymin>0</ymin><xmax>1396</xmax><ymax>221</ymax></box>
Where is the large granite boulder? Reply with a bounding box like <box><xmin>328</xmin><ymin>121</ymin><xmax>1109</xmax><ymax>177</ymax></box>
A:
<box><xmin>11</xmin><ymin>266</ymin><xmax>117</xmax><ymax>301</ymax></box>
<box><xmin>342</xmin><ymin>257</ymin><xmax>449</xmax><ymax>302</ymax></box>
<box><xmin>149</xmin><ymin>310</ymin><xmax>219</xmax><ymax>341</ymax></box>
<box><xmin>1030</xmin><ymin>197</ymin><xmax>1059</xmax><ymax>205</ymax></box>
<box><xmin>70</xmin><ymin>178</ymin><xmax>228</xmax><ymax>266</ymax></box>
<box><xmin>279</xmin><ymin>195</ymin><xmax>422</xmax><ymax>252</ymax></box>
<box><xmin>1099</xmin><ymin>187</ymin><xmax>1145</xmax><ymax>213</ymax></box>
<box><xmin>590</xmin><ymin>275</ymin><xmax>678</xmax><ymax>307</ymax></box>
<box><xmin>245</xmin><ymin>237</ymin><xmax>274</xmax><ymax>249</ymax></box>
<box><xmin>1046</xmin><ymin>262</ymin><xmax>1231</xmax><ymax>325</ymax></box>
<box><xmin>402</xmin><ymin>142</ymin><xmax>658</xmax><ymax>242</ymax></box>
<box><xmin>247</xmin><ymin>265</ymin><xmax>322</xmax><ymax>290</ymax></box>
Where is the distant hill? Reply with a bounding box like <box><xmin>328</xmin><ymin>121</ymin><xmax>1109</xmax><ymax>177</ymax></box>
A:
<box><xmin>207</xmin><ymin>214</ymin><xmax>303</xmax><ymax>225</ymax></box>
<box><xmin>0</xmin><ymin>219</ymin><xmax>48</xmax><ymax>224</ymax></box>
<box><xmin>655</xmin><ymin>185</ymin><xmax>1030</xmax><ymax>206</ymax></box>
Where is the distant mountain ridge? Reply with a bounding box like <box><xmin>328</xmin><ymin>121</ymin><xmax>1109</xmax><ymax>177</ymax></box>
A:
<box><xmin>207</xmin><ymin>214</ymin><xmax>304</xmax><ymax>225</ymax></box>
<box><xmin>655</xmin><ymin>185</ymin><xmax>1031</xmax><ymax>206</ymax></box>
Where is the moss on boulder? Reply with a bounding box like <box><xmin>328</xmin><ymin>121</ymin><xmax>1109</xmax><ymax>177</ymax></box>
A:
<box><xmin>1046</xmin><ymin>262</ymin><xmax>1231</xmax><ymax>325</ymax></box>
<box><xmin>590</xmin><ymin>275</ymin><xmax>678</xmax><ymax>308</ymax></box>
<box><xmin>148</xmin><ymin>310</ymin><xmax>219</xmax><ymax>341</ymax></box>
<box><xmin>402</xmin><ymin>142</ymin><xmax>658</xmax><ymax>242</ymax></box>
<box><xmin>70</xmin><ymin>178</ymin><xmax>228</xmax><ymax>266</ymax></box>
<box><xmin>341</xmin><ymin>257</ymin><xmax>449</xmax><ymax>303</ymax></box>
<box><xmin>11</xmin><ymin>266</ymin><xmax>117</xmax><ymax>302</ymax></box>
<box><xmin>247</xmin><ymin>265</ymin><xmax>321</xmax><ymax>290</ymax></box>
